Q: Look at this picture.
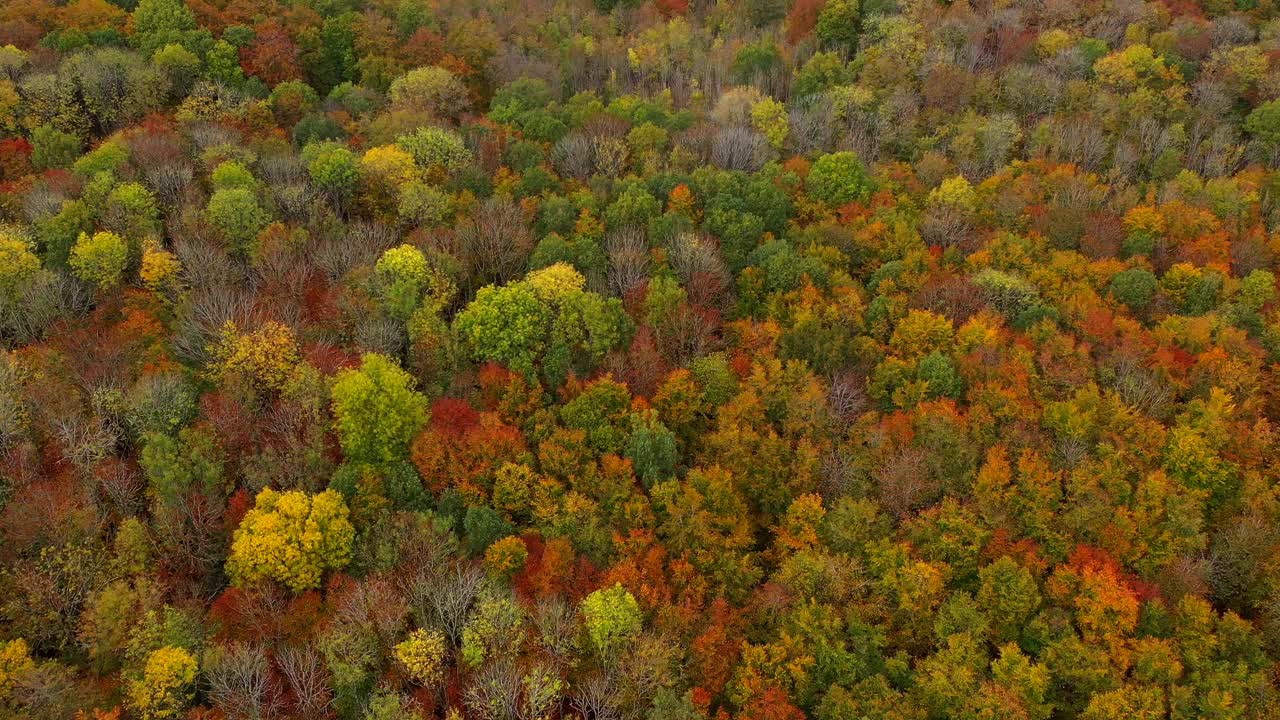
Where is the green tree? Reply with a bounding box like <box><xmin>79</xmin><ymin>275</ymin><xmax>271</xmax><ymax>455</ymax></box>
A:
<box><xmin>581</xmin><ymin>583</ymin><xmax>643</xmax><ymax>656</ymax></box>
<box><xmin>1245</xmin><ymin>99</ymin><xmax>1280</xmax><ymax>148</ymax></box>
<box><xmin>375</xmin><ymin>244</ymin><xmax>454</xmax><ymax>320</ymax></box>
<box><xmin>627</xmin><ymin>411</ymin><xmax>678</xmax><ymax>488</ymax></box>
<box><xmin>106</xmin><ymin>182</ymin><xmax>161</xmax><ymax>240</ymax></box>
<box><xmin>560</xmin><ymin>376</ymin><xmax>632</xmax><ymax>455</ymax></box>
<box><xmin>205</xmin><ymin>39</ymin><xmax>244</xmax><ymax>87</ymax></box>
<box><xmin>977</xmin><ymin>556</ymin><xmax>1041</xmax><ymax>644</ymax></box>
<box><xmin>305</xmin><ymin>142</ymin><xmax>360</xmax><ymax>202</ymax></box>
<box><xmin>454</xmin><ymin>281</ymin><xmax>550</xmax><ymax>379</ymax></box>
<box><xmin>139</xmin><ymin>427</ymin><xmax>224</xmax><ymax>511</ymax></box>
<box><xmin>815</xmin><ymin>0</ymin><xmax>861</xmax><ymax>51</ymax></box>
<box><xmin>806</xmin><ymin>151</ymin><xmax>873</xmax><ymax>207</ymax></box>
<box><xmin>330</xmin><ymin>353</ymin><xmax>429</xmax><ymax>466</ymax></box>
<box><xmin>130</xmin><ymin>0</ymin><xmax>209</xmax><ymax>57</ymax></box>
<box><xmin>203</xmin><ymin>187</ymin><xmax>269</xmax><ymax>253</ymax></box>
<box><xmin>463</xmin><ymin>505</ymin><xmax>515</xmax><ymax>556</ymax></box>
<box><xmin>30</xmin><ymin>124</ymin><xmax>80</xmax><ymax>170</ymax></box>
<box><xmin>70</xmin><ymin>231</ymin><xmax>129</xmax><ymax>289</ymax></box>
<box><xmin>396</xmin><ymin>127</ymin><xmax>472</xmax><ymax>174</ymax></box>
<box><xmin>152</xmin><ymin>43</ymin><xmax>201</xmax><ymax>98</ymax></box>
<box><xmin>1109</xmin><ymin>268</ymin><xmax>1158</xmax><ymax>310</ymax></box>
<box><xmin>72</xmin><ymin>140</ymin><xmax>129</xmax><ymax>178</ymax></box>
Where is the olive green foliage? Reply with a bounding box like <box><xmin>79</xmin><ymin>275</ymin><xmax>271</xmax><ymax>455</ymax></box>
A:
<box><xmin>806</xmin><ymin>151</ymin><xmax>874</xmax><ymax>207</ymax></box>
<box><xmin>581</xmin><ymin>583</ymin><xmax>642</xmax><ymax>655</ymax></box>
<box><xmin>69</xmin><ymin>231</ymin><xmax>129</xmax><ymax>289</ymax></box>
<box><xmin>454</xmin><ymin>264</ymin><xmax>631</xmax><ymax>387</ymax></box>
<box><xmin>330</xmin><ymin>353</ymin><xmax>429</xmax><ymax>465</ymax></box>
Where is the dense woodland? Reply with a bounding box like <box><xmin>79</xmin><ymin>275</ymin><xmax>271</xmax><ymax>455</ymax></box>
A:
<box><xmin>5</xmin><ymin>0</ymin><xmax>1280</xmax><ymax>717</ymax></box>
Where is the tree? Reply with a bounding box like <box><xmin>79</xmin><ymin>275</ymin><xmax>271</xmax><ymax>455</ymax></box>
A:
<box><xmin>105</xmin><ymin>182</ymin><xmax>161</xmax><ymax>240</ymax></box>
<box><xmin>330</xmin><ymin>353</ymin><xmax>429</xmax><ymax>466</ymax></box>
<box><xmin>205</xmin><ymin>39</ymin><xmax>244</xmax><ymax>87</ymax></box>
<box><xmin>0</xmin><ymin>639</ymin><xmax>35</xmax><ymax>703</ymax></box>
<box><xmin>226</xmin><ymin>488</ymin><xmax>355</xmax><ymax>592</ymax></box>
<box><xmin>241</xmin><ymin>24</ymin><xmax>302</xmax><ymax>86</ymax></box>
<box><xmin>129</xmin><ymin>0</ymin><xmax>207</xmax><ymax>57</ymax></box>
<box><xmin>0</xmin><ymin>234</ymin><xmax>39</xmax><ymax>298</ymax></box>
<box><xmin>396</xmin><ymin>127</ymin><xmax>472</xmax><ymax>175</ymax></box>
<box><xmin>1246</xmin><ymin>99</ymin><xmax>1280</xmax><ymax>158</ymax></box>
<box><xmin>815</xmin><ymin>0</ymin><xmax>860</xmax><ymax>51</ymax></box>
<box><xmin>977</xmin><ymin>556</ymin><xmax>1041</xmax><ymax>644</ymax></box>
<box><xmin>69</xmin><ymin>231</ymin><xmax>129</xmax><ymax>289</ymax></box>
<box><xmin>1109</xmin><ymin>268</ymin><xmax>1158</xmax><ymax>310</ymax></box>
<box><xmin>139</xmin><ymin>427</ymin><xmax>224</xmax><ymax>511</ymax></box>
<box><xmin>560</xmin><ymin>376</ymin><xmax>632</xmax><ymax>455</ymax></box>
<box><xmin>62</xmin><ymin>48</ymin><xmax>168</xmax><ymax>133</ymax></box>
<box><xmin>203</xmin><ymin>187</ymin><xmax>270</xmax><ymax>253</ymax></box>
<box><xmin>30</xmin><ymin>124</ymin><xmax>80</xmax><ymax>170</ymax></box>
<box><xmin>581</xmin><ymin>583</ymin><xmax>643</xmax><ymax>657</ymax></box>
<box><xmin>890</xmin><ymin>309</ymin><xmax>953</xmax><ymax>359</ymax></box>
<box><xmin>305</xmin><ymin>142</ymin><xmax>360</xmax><ymax>203</ymax></box>
<box><xmin>484</xmin><ymin>535</ymin><xmax>528</xmax><ymax>579</ymax></box>
<box><xmin>126</xmin><ymin>646</ymin><xmax>198</xmax><ymax>720</ymax></box>
<box><xmin>453</xmin><ymin>274</ymin><xmax>560</xmax><ymax>381</ymax></box>
<box><xmin>152</xmin><ymin>43</ymin><xmax>199</xmax><ymax>98</ymax></box>
<box><xmin>806</xmin><ymin>151</ymin><xmax>873</xmax><ymax>207</ymax></box>
<box><xmin>388</xmin><ymin>66</ymin><xmax>468</xmax><ymax>118</ymax></box>
<box><xmin>363</xmin><ymin>142</ymin><xmax>417</xmax><ymax>190</ymax></box>
<box><xmin>374</xmin><ymin>244</ymin><xmax>454</xmax><ymax>320</ymax></box>
<box><xmin>626</xmin><ymin>411</ymin><xmax>678</xmax><ymax>488</ymax></box>
<box><xmin>751</xmin><ymin>97</ymin><xmax>789</xmax><ymax>150</ymax></box>
<box><xmin>1079</xmin><ymin>686</ymin><xmax>1164</xmax><ymax>720</ymax></box>
<box><xmin>398</xmin><ymin>182</ymin><xmax>452</xmax><ymax>227</ymax></box>
<box><xmin>209</xmin><ymin>321</ymin><xmax>301</xmax><ymax>395</ymax></box>
<box><xmin>394</xmin><ymin>628</ymin><xmax>447</xmax><ymax>687</ymax></box>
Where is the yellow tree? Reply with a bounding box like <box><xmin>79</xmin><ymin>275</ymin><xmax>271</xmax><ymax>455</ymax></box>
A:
<box><xmin>226</xmin><ymin>488</ymin><xmax>355</xmax><ymax>591</ymax></box>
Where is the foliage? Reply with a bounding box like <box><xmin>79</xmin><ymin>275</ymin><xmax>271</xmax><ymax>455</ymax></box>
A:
<box><xmin>69</xmin><ymin>231</ymin><xmax>128</xmax><ymax>289</ymax></box>
<box><xmin>226</xmin><ymin>488</ymin><xmax>355</xmax><ymax>591</ymax></box>
<box><xmin>581</xmin><ymin>583</ymin><xmax>642</xmax><ymax>656</ymax></box>
<box><xmin>331</xmin><ymin>353</ymin><xmax>429</xmax><ymax>466</ymax></box>
<box><xmin>209</xmin><ymin>321</ymin><xmax>301</xmax><ymax>394</ymax></box>
<box><xmin>125</xmin><ymin>646</ymin><xmax>198</xmax><ymax>720</ymax></box>
<box><xmin>806</xmin><ymin>151</ymin><xmax>873</xmax><ymax>207</ymax></box>
<box><xmin>394</xmin><ymin>628</ymin><xmax>447</xmax><ymax>687</ymax></box>
<box><xmin>0</xmin><ymin>234</ymin><xmax>39</xmax><ymax>298</ymax></box>
<box><xmin>4</xmin><ymin>2</ymin><xmax>1280</xmax><ymax>719</ymax></box>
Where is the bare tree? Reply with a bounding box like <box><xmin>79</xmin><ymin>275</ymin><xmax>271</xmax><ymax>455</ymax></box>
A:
<box><xmin>21</xmin><ymin>182</ymin><xmax>66</xmax><ymax>224</ymax></box>
<box><xmin>710</xmin><ymin>127</ymin><xmax>770</xmax><ymax>172</ymax></box>
<box><xmin>408</xmin><ymin>560</ymin><xmax>485</xmax><ymax>646</ymax></box>
<box><xmin>171</xmin><ymin>282</ymin><xmax>259</xmax><ymax>365</ymax></box>
<box><xmin>276</xmin><ymin>645</ymin><xmax>334</xmax><ymax>720</ymax></box>
<box><xmin>666</xmin><ymin>232</ymin><xmax>728</xmax><ymax>296</ymax></box>
<box><xmin>465</xmin><ymin>660</ymin><xmax>521</xmax><ymax>720</ymax></box>
<box><xmin>131</xmin><ymin>132</ymin><xmax>194</xmax><ymax>207</ymax></box>
<box><xmin>532</xmin><ymin>597</ymin><xmax>580</xmax><ymax>671</ymax></box>
<box><xmin>570</xmin><ymin>672</ymin><xmax>623</xmax><ymax>720</ymax></box>
<box><xmin>453</xmin><ymin>197</ymin><xmax>534</xmax><ymax>291</ymax></box>
<box><xmin>604</xmin><ymin>227</ymin><xmax>649</xmax><ymax>298</ymax></box>
<box><xmin>204</xmin><ymin>642</ymin><xmax>284</xmax><ymax>720</ymax></box>
<box><xmin>552</xmin><ymin>133</ymin><xmax>597</xmax><ymax>181</ymax></box>
<box><xmin>788</xmin><ymin>96</ymin><xmax>835</xmax><ymax>156</ymax></box>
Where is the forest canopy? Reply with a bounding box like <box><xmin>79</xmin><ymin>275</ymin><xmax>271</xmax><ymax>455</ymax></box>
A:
<box><xmin>2</xmin><ymin>0</ymin><xmax>1280</xmax><ymax>718</ymax></box>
